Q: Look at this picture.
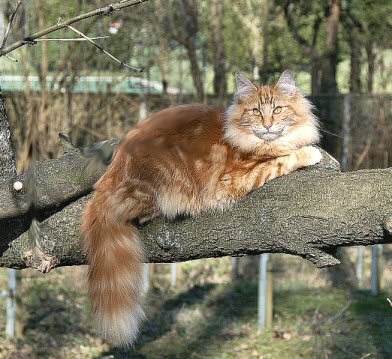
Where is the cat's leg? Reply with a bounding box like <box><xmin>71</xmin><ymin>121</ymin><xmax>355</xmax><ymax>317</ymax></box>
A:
<box><xmin>251</xmin><ymin>146</ymin><xmax>322</xmax><ymax>190</ymax></box>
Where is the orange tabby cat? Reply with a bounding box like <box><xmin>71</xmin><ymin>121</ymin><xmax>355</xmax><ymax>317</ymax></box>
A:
<box><xmin>82</xmin><ymin>70</ymin><xmax>321</xmax><ymax>346</ymax></box>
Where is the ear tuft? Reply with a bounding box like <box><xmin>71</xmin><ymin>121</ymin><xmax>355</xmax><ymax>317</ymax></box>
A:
<box><xmin>275</xmin><ymin>70</ymin><xmax>297</xmax><ymax>97</ymax></box>
<box><xmin>235</xmin><ymin>73</ymin><xmax>257</xmax><ymax>100</ymax></box>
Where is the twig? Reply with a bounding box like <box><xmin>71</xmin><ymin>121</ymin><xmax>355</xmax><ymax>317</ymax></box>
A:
<box><xmin>312</xmin><ymin>308</ymin><xmax>329</xmax><ymax>359</ymax></box>
<box><xmin>0</xmin><ymin>0</ymin><xmax>22</xmax><ymax>49</ymax></box>
<box><xmin>324</xmin><ymin>300</ymin><xmax>353</xmax><ymax>325</ymax></box>
<box><xmin>5</xmin><ymin>54</ymin><xmax>18</xmax><ymax>62</ymax></box>
<box><xmin>387</xmin><ymin>298</ymin><xmax>392</xmax><ymax>307</ymax></box>
<box><xmin>36</xmin><ymin>36</ymin><xmax>110</xmax><ymax>42</ymax></box>
<box><xmin>358</xmin><ymin>353</ymin><xmax>373</xmax><ymax>359</ymax></box>
<box><xmin>354</xmin><ymin>133</ymin><xmax>374</xmax><ymax>170</ymax></box>
<box><xmin>0</xmin><ymin>0</ymin><xmax>150</xmax><ymax>57</ymax></box>
<box><xmin>67</xmin><ymin>25</ymin><xmax>142</xmax><ymax>72</ymax></box>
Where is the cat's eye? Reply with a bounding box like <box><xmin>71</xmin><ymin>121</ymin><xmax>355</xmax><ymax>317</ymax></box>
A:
<box><xmin>252</xmin><ymin>108</ymin><xmax>262</xmax><ymax>116</ymax></box>
<box><xmin>273</xmin><ymin>106</ymin><xmax>282</xmax><ymax>114</ymax></box>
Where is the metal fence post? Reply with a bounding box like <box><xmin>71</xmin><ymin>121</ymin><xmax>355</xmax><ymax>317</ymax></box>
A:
<box><xmin>170</xmin><ymin>263</ymin><xmax>177</xmax><ymax>287</ymax></box>
<box><xmin>258</xmin><ymin>253</ymin><xmax>270</xmax><ymax>329</ymax></box>
<box><xmin>139</xmin><ymin>93</ymin><xmax>147</xmax><ymax>122</ymax></box>
<box><xmin>266</xmin><ymin>259</ymin><xmax>273</xmax><ymax>328</ymax></box>
<box><xmin>6</xmin><ymin>269</ymin><xmax>17</xmax><ymax>339</ymax></box>
<box><xmin>356</xmin><ymin>246</ymin><xmax>364</xmax><ymax>287</ymax></box>
<box><xmin>143</xmin><ymin>263</ymin><xmax>150</xmax><ymax>293</ymax></box>
<box><xmin>371</xmin><ymin>244</ymin><xmax>383</xmax><ymax>296</ymax></box>
<box><xmin>232</xmin><ymin>257</ymin><xmax>239</xmax><ymax>281</ymax></box>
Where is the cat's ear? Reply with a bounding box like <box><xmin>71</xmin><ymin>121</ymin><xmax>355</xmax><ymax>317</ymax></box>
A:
<box><xmin>235</xmin><ymin>73</ymin><xmax>257</xmax><ymax>100</ymax></box>
<box><xmin>275</xmin><ymin>70</ymin><xmax>297</xmax><ymax>97</ymax></box>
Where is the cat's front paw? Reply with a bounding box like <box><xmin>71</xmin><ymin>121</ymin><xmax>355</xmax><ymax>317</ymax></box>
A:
<box><xmin>296</xmin><ymin>146</ymin><xmax>322</xmax><ymax>167</ymax></box>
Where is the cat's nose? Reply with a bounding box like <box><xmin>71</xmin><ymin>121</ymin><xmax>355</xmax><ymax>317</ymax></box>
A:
<box><xmin>264</xmin><ymin>123</ymin><xmax>272</xmax><ymax>130</ymax></box>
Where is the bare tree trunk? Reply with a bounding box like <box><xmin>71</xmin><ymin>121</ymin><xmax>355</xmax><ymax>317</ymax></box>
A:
<box><xmin>283</xmin><ymin>2</ymin><xmax>322</xmax><ymax>93</ymax></box>
<box><xmin>185</xmin><ymin>37</ymin><xmax>204</xmax><ymax>102</ymax></box>
<box><xmin>320</xmin><ymin>0</ymin><xmax>340</xmax><ymax>94</ymax></box>
<box><xmin>349</xmin><ymin>31</ymin><xmax>361</xmax><ymax>93</ymax></box>
<box><xmin>260</xmin><ymin>0</ymin><xmax>270</xmax><ymax>82</ymax></box>
<box><xmin>165</xmin><ymin>0</ymin><xmax>204</xmax><ymax>102</ymax></box>
<box><xmin>366</xmin><ymin>41</ymin><xmax>375</xmax><ymax>93</ymax></box>
<box><xmin>155</xmin><ymin>2</ymin><xmax>170</xmax><ymax>96</ymax></box>
<box><xmin>311</xmin><ymin>58</ymin><xmax>320</xmax><ymax>95</ymax></box>
<box><xmin>211</xmin><ymin>0</ymin><xmax>227</xmax><ymax>106</ymax></box>
<box><xmin>328</xmin><ymin>249</ymin><xmax>358</xmax><ymax>288</ymax></box>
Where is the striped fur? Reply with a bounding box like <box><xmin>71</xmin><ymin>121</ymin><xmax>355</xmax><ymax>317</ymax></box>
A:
<box><xmin>82</xmin><ymin>70</ymin><xmax>321</xmax><ymax>346</ymax></box>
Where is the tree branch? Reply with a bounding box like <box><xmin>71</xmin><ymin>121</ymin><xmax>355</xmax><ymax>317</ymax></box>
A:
<box><xmin>67</xmin><ymin>25</ymin><xmax>142</xmax><ymax>72</ymax></box>
<box><xmin>0</xmin><ymin>136</ymin><xmax>118</xmax><ymax>219</ymax></box>
<box><xmin>1</xmin><ymin>144</ymin><xmax>391</xmax><ymax>272</ymax></box>
<box><xmin>283</xmin><ymin>2</ymin><xmax>321</xmax><ymax>58</ymax></box>
<box><xmin>0</xmin><ymin>0</ymin><xmax>150</xmax><ymax>58</ymax></box>
<box><xmin>0</xmin><ymin>0</ymin><xmax>22</xmax><ymax>50</ymax></box>
<box><xmin>36</xmin><ymin>36</ymin><xmax>110</xmax><ymax>42</ymax></box>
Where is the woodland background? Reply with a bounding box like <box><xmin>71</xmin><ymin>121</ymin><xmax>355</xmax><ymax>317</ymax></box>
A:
<box><xmin>0</xmin><ymin>0</ymin><xmax>392</xmax><ymax>358</ymax></box>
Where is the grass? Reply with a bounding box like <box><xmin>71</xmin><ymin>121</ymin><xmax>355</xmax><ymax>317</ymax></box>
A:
<box><xmin>0</xmin><ymin>252</ymin><xmax>390</xmax><ymax>359</ymax></box>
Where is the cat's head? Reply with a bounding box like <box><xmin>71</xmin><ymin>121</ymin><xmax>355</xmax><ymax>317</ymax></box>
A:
<box><xmin>224</xmin><ymin>70</ymin><xmax>319</xmax><ymax>154</ymax></box>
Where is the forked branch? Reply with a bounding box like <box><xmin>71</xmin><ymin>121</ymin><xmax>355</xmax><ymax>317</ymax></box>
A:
<box><xmin>0</xmin><ymin>0</ymin><xmax>150</xmax><ymax>62</ymax></box>
<box><xmin>67</xmin><ymin>25</ymin><xmax>142</xmax><ymax>72</ymax></box>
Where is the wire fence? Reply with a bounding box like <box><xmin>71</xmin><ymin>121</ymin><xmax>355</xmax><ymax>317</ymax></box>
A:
<box><xmin>310</xmin><ymin>94</ymin><xmax>392</xmax><ymax>170</ymax></box>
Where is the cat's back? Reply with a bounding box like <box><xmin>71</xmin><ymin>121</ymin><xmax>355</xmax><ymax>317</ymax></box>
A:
<box><xmin>122</xmin><ymin>104</ymin><xmax>225</xmax><ymax>156</ymax></box>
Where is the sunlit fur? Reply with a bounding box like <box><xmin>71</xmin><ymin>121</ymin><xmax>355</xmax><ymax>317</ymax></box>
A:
<box><xmin>82</xmin><ymin>70</ymin><xmax>322</xmax><ymax>347</ymax></box>
<box><xmin>224</xmin><ymin>72</ymin><xmax>320</xmax><ymax>156</ymax></box>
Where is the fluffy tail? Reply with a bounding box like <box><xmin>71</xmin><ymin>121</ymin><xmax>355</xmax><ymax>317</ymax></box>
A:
<box><xmin>82</xmin><ymin>190</ymin><xmax>145</xmax><ymax>347</ymax></box>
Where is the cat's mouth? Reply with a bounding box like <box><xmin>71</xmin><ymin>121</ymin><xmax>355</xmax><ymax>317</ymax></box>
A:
<box><xmin>253</xmin><ymin>129</ymin><xmax>283</xmax><ymax>142</ymax></box>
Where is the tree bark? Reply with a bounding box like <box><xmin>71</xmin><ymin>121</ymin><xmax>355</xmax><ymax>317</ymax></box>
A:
<box><xmin>0</xmin><ymin>88</ymin><xmax>17</xmax><ymax>178</ymax></box>
<box><xmin>0</xmin><ymin>88</ymin><xmax>28</xmax><ymax>266</ymax></box>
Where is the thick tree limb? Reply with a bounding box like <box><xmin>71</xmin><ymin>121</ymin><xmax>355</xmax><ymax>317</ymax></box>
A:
<box><xmin>0</xmin><ymin>132</ymin><xmax>120</xmax><ymax>219</ymax></box>
<box><xmin>1</xmin><ymin>145</ymin><xmax>391</xmax><ymax>272</ymax></box>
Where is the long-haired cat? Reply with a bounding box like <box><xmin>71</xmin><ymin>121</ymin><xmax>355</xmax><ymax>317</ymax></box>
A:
<box><xmin>82</xmin><ymin>70</ymin><xmax>321</xmax><ymax>346</ymax></box>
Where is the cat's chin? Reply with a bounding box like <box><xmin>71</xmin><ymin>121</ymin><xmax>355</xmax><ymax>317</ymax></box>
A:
<box><xmin>254</xmin><ymin>131</ymin><xmax>282</xmax><ymax>142</ymax></box>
